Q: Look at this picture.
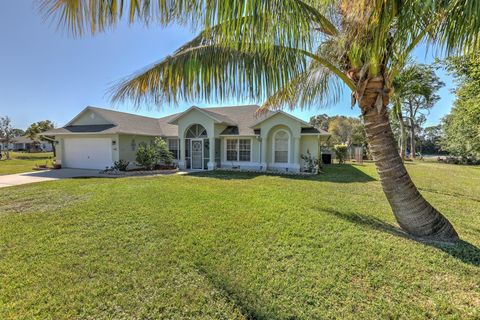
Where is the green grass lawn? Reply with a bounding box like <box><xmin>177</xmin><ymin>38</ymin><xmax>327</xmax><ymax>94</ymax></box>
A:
<box><xmin>0</xmin><ymin>152</ymin><xmax>54</xmax><ymax>175</ymax></box>
<box><xmin>0</xmin><ymin>162</ymin><xmax>479</xmax><ymax>319</ymax></box>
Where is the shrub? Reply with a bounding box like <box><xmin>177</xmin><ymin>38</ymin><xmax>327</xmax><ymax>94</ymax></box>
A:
<box><xmin>334</xmin><ymin>144</ymin><xmax>348</xmax><ymax>164</ymax></box>
<box><xmin>153</xmin><ymin>137</ymin><xmax>174</xmax><ymax>165</ymax></box>
<box><xmin>444</xmin><ymin>156</ymin><xmax>480</xmax><ymax>165</ymax></box>
<box><xmin>136</xmin><ymin>144</ymin><xmax>157</xmax><ymax>170</ymax></box>
<box><xmin>300</xmin><ymin>150</ymin><xmax>320</xmax><ymax>173</ymax></box>
<box><xmin>135</xmin><ymin>137</ymin><xmax>174</xmax><ymax>170</ymax></box>
<box><xmin>113</xmin><ymin>160</ymin><xmax>129</xmax><ymax>171</ymax></box>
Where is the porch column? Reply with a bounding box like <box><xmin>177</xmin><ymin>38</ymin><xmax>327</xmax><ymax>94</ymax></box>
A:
<box><xmin>179</xmin><ymin>137</ymin><xmax>186</xmax><ymax>169</ymax></box>
<box><xmin>293</xmin><ymin>137</ymin><xmax>301</xmax><ymax>171</ymax></box>
<box><xmin>207</xmin><ymin>137</ymin><xmax>216</xmax><ymax>170</ymax></box>
<box><xmin>260</xmin><ymin>137</ymin><xmax>267</xmax><ymax>171</ymax></box>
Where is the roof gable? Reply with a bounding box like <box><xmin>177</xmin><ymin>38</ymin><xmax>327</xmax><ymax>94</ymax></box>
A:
<box><xmin>167</xmin><ymin>106</ymin><xmax>236</xmax><ymax>125</ymax></box>
<box><xmin>250</xmin><ymin>111</ymin><xmax>311</xmax><ymax>128</ymax></box>
<box><xmin>67</xmin><ymin>107</ymin><xmax>114</xmax><ymax>126</ymax></box>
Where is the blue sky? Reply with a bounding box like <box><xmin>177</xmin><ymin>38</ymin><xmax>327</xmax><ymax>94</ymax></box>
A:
<box><xmin>0</xmin><ymin>1</ymin><xmax>456</xmax><ymax>130</ymax></box>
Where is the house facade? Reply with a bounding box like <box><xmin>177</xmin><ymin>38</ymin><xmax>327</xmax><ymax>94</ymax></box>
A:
<box><xmin>44</xmin><ymin>105</ymin><xmax>330</xmax><ymax>171</ymax></box>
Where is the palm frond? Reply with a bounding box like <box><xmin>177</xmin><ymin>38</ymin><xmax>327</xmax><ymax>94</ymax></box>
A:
<box><xmin>109</xmin><ymin>43</ymin><xmax>308</xmax><ymax>107</ymax></box>
<box><xmin>431</xmin><ymin>0</ymin><xmax>480</xmax><ymax>54</ymax></box>
<box><xmin>39</xmin><ymin>0</ymin><xmax>335</xmax><ymax>52</ymax></box>
<box><xmin>260</xmin><ymin>58</ymin><xmax>343</xmax><ymax>113</ymax></box>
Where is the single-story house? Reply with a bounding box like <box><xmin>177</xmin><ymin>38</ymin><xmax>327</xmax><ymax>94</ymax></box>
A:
<box><xmin>0</xmin><ymin>136</ymin><xmax>54</xmax><ymax>152</ymax></box>
<box><xmin>43</xmin><ymin>105</ymin><xmax>330</xmax><ymax>171</ymax></box>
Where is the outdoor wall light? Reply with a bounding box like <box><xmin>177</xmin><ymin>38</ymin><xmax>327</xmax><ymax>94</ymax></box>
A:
<box><xmin>112</xmin><ymin>140</ymin><xmax>117</xmax><ymax>146</ymax></box>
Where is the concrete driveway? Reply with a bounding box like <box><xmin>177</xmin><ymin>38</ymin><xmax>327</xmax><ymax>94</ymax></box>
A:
<box><xmin>0</xmin><ymin>169</ymin><xmax>102</xmax><ymax>188</ymax></box>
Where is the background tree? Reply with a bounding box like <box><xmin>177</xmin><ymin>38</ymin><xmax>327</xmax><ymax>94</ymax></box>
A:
<box><xmin>417</xmin><ymin>125</ymin><xmax>445</xmax><ymax>155</ymax></box>
<box><xmin>41</xmin><ymin>0</ymin><xmax>480</xmax><ymax>241</ymax></box>
<box><xmin>11</xmin><ymin>128</ymin><xmax>25</xmax><ymax>137</ymax></box>
<box><xmin>0</xmin><ymin>116</ymin><xmax>14</xmax><ymax>160</ymax></box>
<box><xmin>25</xmin><ymin>120</ymin><xmax>56</xmax><ymax>154</ymax></box>
<box><xmin>309</xmin><ymin>114</ymin><xmax>330</xmax><ymax>132</ymax></box>
<box><xmin>25</xmin><ymin>123</ymin><xmax>41</xmax><ymax>151</ymax></box>
<box><xmin>310</xmin><ymin>115</ymin><xmax>367</xmax><ymax>147</ymax></box>
<box><xmin>333</xmin><ymin>144</ymin><xmax>348</xmax><ymax>164</ymax></box>
<box><xmin>391</xmin><ymin>64</ymin><xmax>444</xmax><ymax>158</ymax></box>
<box><xmin>441</xmin><ymin>54</ymin><xmax>480</xmax><ymax>161</ymax></box>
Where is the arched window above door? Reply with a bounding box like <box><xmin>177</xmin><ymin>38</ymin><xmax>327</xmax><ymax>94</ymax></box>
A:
<box><xmin>185</xmin><ymin>124</ymin><xmax>208</xmax><ymax>138</ymax></box>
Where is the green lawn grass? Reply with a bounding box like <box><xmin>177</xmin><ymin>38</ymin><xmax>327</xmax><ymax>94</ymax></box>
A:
<box><xmin>0</xmin><ymin>162</ymin><xmax>479</xmax><ymax>319</ymax></box>
<box><xmin>0</xmin><ymin>152</ymin><xmax>54</xmax><ymax>175</ymax></box>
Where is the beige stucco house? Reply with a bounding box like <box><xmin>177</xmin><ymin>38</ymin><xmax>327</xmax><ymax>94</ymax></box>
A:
<box><xmin>44</xmin><ymin>105</ymin><xmax>330</xmax><ymax>172</ymax></box>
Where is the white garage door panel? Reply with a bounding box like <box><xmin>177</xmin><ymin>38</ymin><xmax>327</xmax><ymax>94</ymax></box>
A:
<box><xmin>64</xmin><ymin>138</ymin><xmax>112</xmax><ymax>169</ymax></box>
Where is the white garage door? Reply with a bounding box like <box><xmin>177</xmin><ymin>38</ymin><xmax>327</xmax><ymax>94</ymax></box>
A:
<box><xmin>63</xmin><ymin>138</ymin><xmax>113</xmax><ymax>169</ymax></box>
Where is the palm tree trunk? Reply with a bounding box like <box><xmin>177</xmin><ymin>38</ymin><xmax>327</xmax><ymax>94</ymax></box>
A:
<box><xmin>359</xmin><ymin>77</ymin><xmax>458</xmax><ymax>242</ymax></box>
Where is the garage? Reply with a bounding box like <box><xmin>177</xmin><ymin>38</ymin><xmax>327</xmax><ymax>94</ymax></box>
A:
<box><xmin>63</xmin><ymin>138</ymin><xmax>113</xmax><ymax>169</ymax></box>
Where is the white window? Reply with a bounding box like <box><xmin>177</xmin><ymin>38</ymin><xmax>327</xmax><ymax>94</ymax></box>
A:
<box><xmin>226</xmin><ymin>139</ymin><xmax>251</xmax><ymax>162</ymax></box>
<box><xmin>239</xmin><ymin>139</ymin><xmax>251</xmax><ymax>161</ymax></box>
<box><xmin>274</xmin><ymin>130</ymin><xmax>289</xmax><ymax>163</ymax></box>
<box><xmin>186</xmin><ymin>124</ymin><xmax>207</xmax><ymax>138</ymax></box>
<box><xmin>168</xmin><ymin>138</ymin><xmax>179</xmax><ymax>159</ymax></box>
<box><xmin>226</xmin><ymin>139</ymin><xmax>238</xmax><ymax>161</ymax></box>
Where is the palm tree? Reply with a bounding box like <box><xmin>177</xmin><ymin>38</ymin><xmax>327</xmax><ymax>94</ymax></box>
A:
<box><xmin>39</xmin><ymin>0</ymin><xmax>480</xmax><ymax>242</ymax></box>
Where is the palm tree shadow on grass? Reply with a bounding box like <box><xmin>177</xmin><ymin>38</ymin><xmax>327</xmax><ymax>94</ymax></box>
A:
<box><xmin>193</xmin><ymin>264</ymin><xmax>269</xmax><ymax>320</ymax></box>
<box><xmin>188</xmin><ymin>164</ymin><xmax>376</xmax><ymax>183</ymax></box>
<box><xmin>323</xmin><ymin>209</ymin><xmax>480</xmax><ymax>267</ymax></box>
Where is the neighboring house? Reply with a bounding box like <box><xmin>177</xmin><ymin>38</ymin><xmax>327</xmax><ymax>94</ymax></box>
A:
<box><xmin>0</xmin><ymin>136</ymin><xmax>53</xmax><ymax>152</ymax></box>
<box><xmin>43</xmin><ymin>105</ymin><xmax>330</xmax><ymax>171</ymax></box>
<box><xmin>0</xmin><ymin>139</ymin><xmax>10</xmax><ymax>151</ymax></box>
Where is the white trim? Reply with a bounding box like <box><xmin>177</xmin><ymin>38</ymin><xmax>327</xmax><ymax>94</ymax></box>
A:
<box><xmin>272</xmin><ymin>129</ymin><xmax>291</xmax><ymax>164</ymax></box>
<box><xmin>224</xmin><ymin>137</ymin><xmax>253</xmax><ymax>162</ymax></box>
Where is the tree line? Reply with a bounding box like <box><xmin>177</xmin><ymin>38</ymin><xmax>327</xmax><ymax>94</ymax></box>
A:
<box><xmin>310</xmin><ymin>59</ymin><xmax>479</xmax><ymax>163</ymax></box>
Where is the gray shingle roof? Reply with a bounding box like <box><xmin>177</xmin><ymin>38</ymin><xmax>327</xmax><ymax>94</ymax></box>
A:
<box><xmin>203</xmin><ymin>105</ymin><xmax>273</xmax><ymax>135</ymax></box>
<box><xmin>89</xmin><ymin>107</ymin><xmax>167</xmax><ymax>136</ymax></box>
<box><xmin>43</xmin><ymin>105</ymin><xmax>326</xmax><ymax>137</ymax></box>
<box><xmin>11</xmin><ymin>136</ymin><xmax>35</xmax><ymax>144</ymax></box>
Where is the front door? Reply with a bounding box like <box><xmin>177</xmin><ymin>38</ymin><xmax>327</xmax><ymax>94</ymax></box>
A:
<box><xmin>191</xmin><ymin>139</ymin><xmax>203</xmax><ymax>170</ymax></box>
